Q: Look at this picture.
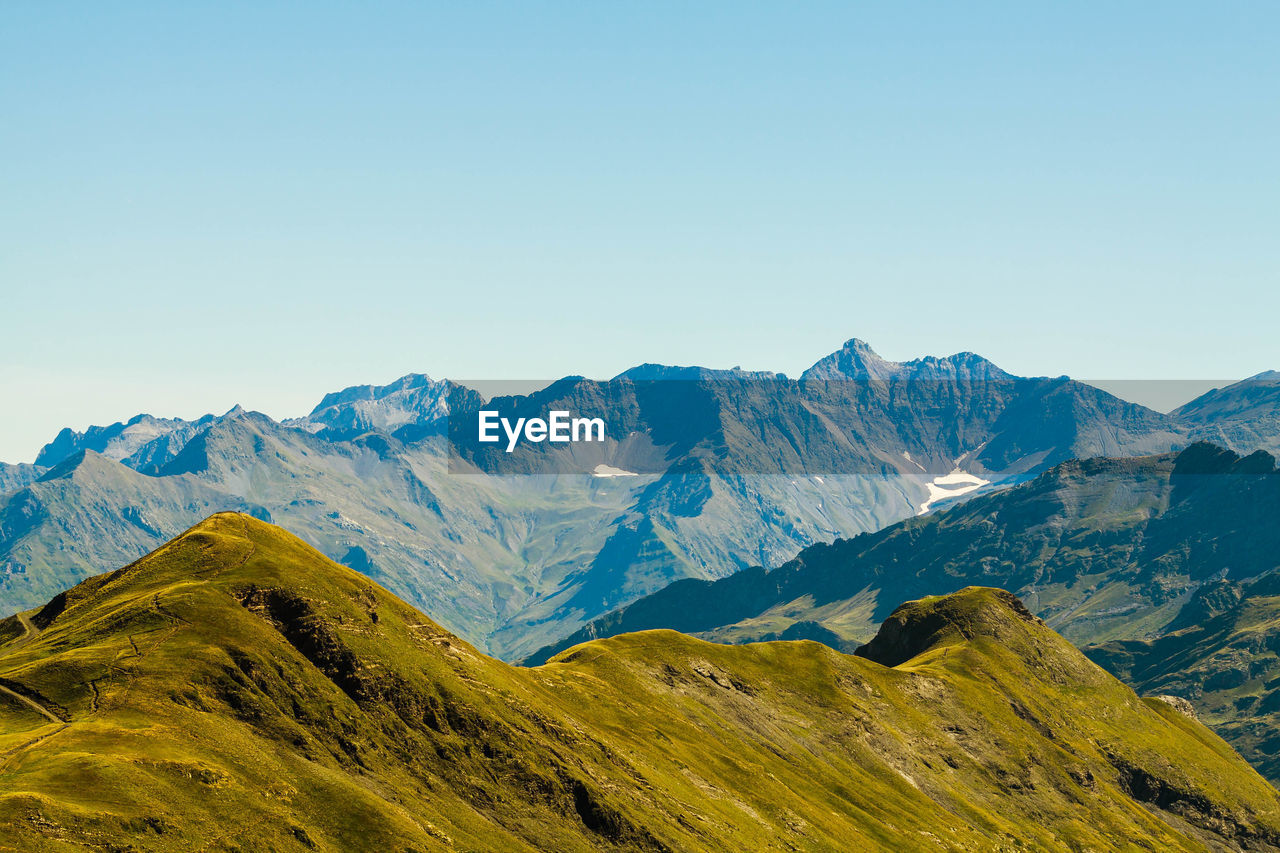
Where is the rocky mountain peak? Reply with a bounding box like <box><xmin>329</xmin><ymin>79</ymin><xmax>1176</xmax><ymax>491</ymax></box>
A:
<box><xmin>298</xmin><ymin>373</ymin><xmax>455</xmax><ymax>440</ymax></box>
<box><xmin>801</xmin><ymin>339</ymin><xmax>1010</xmax><ymax>383</ymax></box>
<box><xmin>308</xmin><ymin>373</ymin><xmax>442</xmax><ymax>414</ymax></box>
<box><xmin>855</xmin><ymin>587</ymin><xmax>1043</xmax><ymax>668</ymax></box>
<box><xmin>801</xmin><ymin>338</ymin><xmax>898</xmax><ymax>382</ymax></box>
<box><xmin>35</xmin><ymin>449</ymin><xmax>118</xmax><ymax>483</ymax></box>
<box><xmin>1173</xmin><ymin>442</ymin><xmax>1277</xmax><ymax>476</ymax></box>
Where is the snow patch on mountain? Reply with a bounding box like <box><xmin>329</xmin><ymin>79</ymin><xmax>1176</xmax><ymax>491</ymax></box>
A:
<box><xmin>918</xmin><ymin>470</ymin><xmax>990</xmax><ymax>515</ymax></box>
<box><xmin>593</xmin><ymin>463</ymin><xmax>638</xmax><ymax>478</ymax></box>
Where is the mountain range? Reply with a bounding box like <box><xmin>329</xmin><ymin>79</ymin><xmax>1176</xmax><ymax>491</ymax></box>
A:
<box><xmin>2</xmin><ymin>340</ymin><xmax>1277</xmax><ymax>663</ymax></box>
<box><xmin>3</xmin><ymin>513</ymin><xmax>1278</xmax><ymax>851</ymax></box>
<box><xmin>527</xmin><ymin>442</ymin><xmax>1280</xmax><ymax>782</ymax></box>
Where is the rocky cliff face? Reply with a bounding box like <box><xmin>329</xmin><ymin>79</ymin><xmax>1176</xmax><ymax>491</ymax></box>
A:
<box><xmin>34</xmin><ymin>412</ymin><xmax>216</xmax><ymax>470</ymax></box>
<box><xmin>292</xmin><ymin>373</ymin><xmax>469</xmax><ymax>441</ymax></box>
<box><xmin>0</xmin><ymin>462</ymin><xmax>43</xmax><ymax>493</ymax></box>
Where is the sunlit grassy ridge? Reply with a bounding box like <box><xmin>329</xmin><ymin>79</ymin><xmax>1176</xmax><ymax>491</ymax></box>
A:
<box><xmin>1</xmin><ymin>513</ymin><xmax>1278</xmax><ymax>851</ymax></box>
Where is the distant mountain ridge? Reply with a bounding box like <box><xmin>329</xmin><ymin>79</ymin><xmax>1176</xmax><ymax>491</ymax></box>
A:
<box><xmin>23</xmin><ymin>339</ymin><xmax>1279</xmax><ymax>475</ymax></box>
<box><xmin>3</xmin><ymin>340</ymin><xmax>1279</xmax><ymax>661</ymax></box>
<box><xmin>801</xmin><ymin>338</ymin><xmax>1012</xmax><ymax>383</ymax></box>
<box><xmin>448</xmin><ymin>338</ymin><xmax>1187</xmax><ymax>479</ymax></box>
<box><xmin>33</xmin><ymin>411</ymin><xmax>218</xmax><ymax>472</ymax></box>
<box><xmin>0</xmin><ymin>462</ymin><xmax>42</xmax><ymax>493</ymax></box>
<box><xmin>1173</xmin><ymin>370</ymin><xmax>1280</xmax><ymax>422</ymax></box>
<box><xmin>290</xmin><ymin>373</ymin><xmax>473</xmax><ymax>442</ymax></box>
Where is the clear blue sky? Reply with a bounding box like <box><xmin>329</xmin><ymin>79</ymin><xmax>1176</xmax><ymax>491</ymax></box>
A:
<box><xmin>3</xmin><ymin>2</ymin><xmax>1277</xmax><ymax>463</ymax></box>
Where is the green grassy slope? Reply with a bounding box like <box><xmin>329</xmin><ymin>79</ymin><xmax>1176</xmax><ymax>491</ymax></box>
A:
<box><xmin>2</xmin><ymin>514</ymin><xmax>1278</xmax><ymax>851</ymax></box>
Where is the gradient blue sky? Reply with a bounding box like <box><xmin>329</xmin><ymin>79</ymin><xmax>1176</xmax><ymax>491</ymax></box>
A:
<box><xmin>3</xmin><ymin>2</ymin><xmax>1278</xmax><ymax>463</ymax></box>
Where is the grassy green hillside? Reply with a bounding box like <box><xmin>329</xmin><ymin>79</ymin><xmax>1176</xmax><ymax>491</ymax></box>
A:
<box><xmin>2</xmin><ymin>514</ymin><xmax>1278</xmax><ymax>851</ymax></box>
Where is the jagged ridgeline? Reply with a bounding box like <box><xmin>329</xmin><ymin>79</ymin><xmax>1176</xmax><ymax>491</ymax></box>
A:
<box><xmin>4</xmin><ymin>342</ymin><xmax>1278</xmax><ymax>664</ymax></box>
<box><xmin>2</xmin><ymin>514</ymin><xmax>1279</xmax><ymax>851</ymax></box>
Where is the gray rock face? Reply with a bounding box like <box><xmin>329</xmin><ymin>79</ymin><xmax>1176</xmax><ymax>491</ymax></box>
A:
<box><xmin>294</xmin><ymin>374</ymin><xmax>460</xmax><ymax>441</ymax></box>
<box><xmin>34</xmin><ymin>413</ymin><xmax>216</xmax><ymax>469</ymax></box>
<box><xmin>0</xmin><ymin>463</ymin><xmax>44</xmax><ymax>493</ymax></box>
<box><xmin>1174</xmin><ymin>371</ymin><xmax>1280</xmax><ymax>423</ymax></box>
<box><xmin>1152</xmin><ymin>695</ymin><xmax>1199</xmax><ymax>720</ymax></box>
<box><xmin>1173</xmin><ymin>372</ymin><xmax>1280</xmax><ymax>457</ymax></box>
<box><xmin>801</xmin><ymin>338</ymin><xmax>1013</xmax><ymax>384</ymax></box>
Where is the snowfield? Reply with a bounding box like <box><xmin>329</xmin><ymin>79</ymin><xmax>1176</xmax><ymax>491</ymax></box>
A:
<box><xmin>918</xmin><ymin>469</ymin><xmax>990</xmax><ymax>514</ymax></box>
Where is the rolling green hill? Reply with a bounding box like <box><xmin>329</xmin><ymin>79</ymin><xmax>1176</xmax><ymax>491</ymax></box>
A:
<box><xmin>2</xmin><ymin>513</ymin><xmax>1279</xmax><ymax>851</ymax></box>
